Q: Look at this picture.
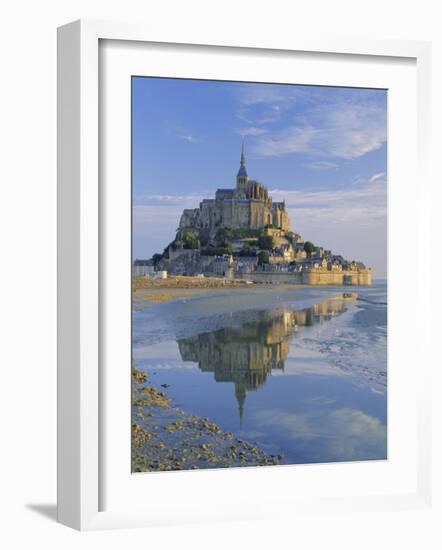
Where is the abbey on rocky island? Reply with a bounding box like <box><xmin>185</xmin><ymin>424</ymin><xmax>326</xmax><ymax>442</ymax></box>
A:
<box><xmin>147</xmin><ymin>144</ymin><xmax>372</xmax><ymax>286</ymax></box>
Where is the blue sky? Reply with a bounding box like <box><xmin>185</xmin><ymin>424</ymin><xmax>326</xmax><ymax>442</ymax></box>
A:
<box><xmin>133</xmin><ymin>77</ymin><xmax>387</xmax><ymax>277</ymax></box>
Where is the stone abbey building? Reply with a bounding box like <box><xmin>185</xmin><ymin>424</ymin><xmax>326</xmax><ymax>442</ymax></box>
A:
<box><xmin>179</xmin><ymin>144</ymin><xmax>290</xmax><ymax>233</ymax></box>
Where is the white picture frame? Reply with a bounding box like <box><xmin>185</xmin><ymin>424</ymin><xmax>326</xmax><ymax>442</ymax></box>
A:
<box><xmin>57</xmin><ymin>19</ymin><xmax>433</xmax><ymax>531</ymax></box>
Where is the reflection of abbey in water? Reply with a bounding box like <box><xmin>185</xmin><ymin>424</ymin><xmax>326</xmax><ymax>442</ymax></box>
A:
<box><xmin>177</xmin><ymin>297</ymin><xmax>350</xmax><ymax>426</ymax></box>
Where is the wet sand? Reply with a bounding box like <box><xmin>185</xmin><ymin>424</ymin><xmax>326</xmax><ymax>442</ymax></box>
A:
<box><xmin>132</xmin><ymin>276</ymin><xmax>257</xmax><ymax>308</ymax></box>
<box><xmin>131</xmin><ymin>275</ymin><xmax>350</xmax><ymax>309</ymax></box>
<box><xmin>133</xmin><ymin>287</ymin><xmax>242</xmax><ymax>308</ymax></box>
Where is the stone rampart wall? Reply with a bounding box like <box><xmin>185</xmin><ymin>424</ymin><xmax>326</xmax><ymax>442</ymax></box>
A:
<box><xmin>236</xmin><ymin>269</ymin><xmax>372</xmax><ymax>286</ymax></box>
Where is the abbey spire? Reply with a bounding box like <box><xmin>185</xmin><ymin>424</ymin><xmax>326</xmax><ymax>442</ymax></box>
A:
<box><xmin>237</xmin><ymin>139</ymin><xmax>248</xmax><ymax>183</ymax></box>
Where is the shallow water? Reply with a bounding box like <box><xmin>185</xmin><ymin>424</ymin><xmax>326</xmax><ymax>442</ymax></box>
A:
<box><xmin>133</xmin><ymin>281</ymin><xmax>387</xmax><ymax>465</ymax></box>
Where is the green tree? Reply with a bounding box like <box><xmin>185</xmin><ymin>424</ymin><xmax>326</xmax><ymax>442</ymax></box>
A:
<box><xmin>182</xmin><ymin>230</ymin><xmax>200</xmax><ymax>250</ymax></box>
<box><xmin>303</xmin><ymin>241</ymin><xmax>316</xmax><ymax>256</ymax></box>
<box><xmin>232</xmin><ymin>228</ymin><xmax>261</xmax><ymax>239</ymax></box>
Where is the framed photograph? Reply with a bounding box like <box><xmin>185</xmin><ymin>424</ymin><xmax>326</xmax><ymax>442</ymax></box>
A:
<box><xmin>57</xmin><ymin>20</ymin><xmax>433</xmax><ymax>530</ymax></box>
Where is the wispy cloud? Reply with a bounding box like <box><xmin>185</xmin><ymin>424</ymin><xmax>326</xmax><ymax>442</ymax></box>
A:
<box><xmin>272</xmin><ymin>172</ymin><xmax>386</xmax><ymax>207</ymax></box>
<box><xmin>233</xmin><ymin>84</ymin><xmax>386</xmax><ymax>162</ymax></box>
<box><xmin>252</xmin><ymin>102</ymin><xmax>387</xmax><ymax>160</ymax></box>
<box><xmin>133</xmin><ymin>204</ymin><xmax>183</xmax><ymax>227</ymax></box>
<box><xmin>368</xmin><ymin>172</ymin><xmax>386</xmax><ymax>184</ymax></box>
<box><xmin>236</xmin><ymin>108</ymin><xmax>253</xmax><ymax>125</ymax></box>
<box><xmin>236</xmin><ymin>84</ymin><xmax>300</xmax><ymax>107</ymax></box>
<box><xmin>271</xmin><ymin>172</ymin><xmax>387</xmax><ymax>228</ymax></box>
<box><xmin>237</xmin><ymin>126</ymin><xmax>268</xmax><ymax>137</ymax></box>
<box><xmin>178</xmin><ymin>133</ymin><xmax>199</xmax><ymax>143</ymax></box>
<box><xmin>304</xmin><ymin>160</ymin><xmax>338</xmax><ymax>171</ymax></box>
<box><xmin>135</xmin><ymin>193</ymin><xmax>205</xmax><ymax>207</ymax></box>
<box><xmin>235</xmin><ymin>84</ymin><xmax>303</xmax><ymax>128</ymax></box>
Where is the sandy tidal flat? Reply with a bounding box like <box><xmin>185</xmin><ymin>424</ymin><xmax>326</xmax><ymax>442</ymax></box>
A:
<box><xmin>132</xmin><ymin>275</ymin><xmax>258</xmax><ymax>307</ymax></box>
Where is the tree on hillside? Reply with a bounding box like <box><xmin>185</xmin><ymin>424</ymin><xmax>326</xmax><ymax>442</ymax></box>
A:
<box><xmin>182</xmin><ymin>230</ymin><xmax>201</xmax><ymax>250</ymax></box>
<box><xmin>303</xmin><ymin>241</ymin><xmax>316</xmax><ymax>256</ymax></box>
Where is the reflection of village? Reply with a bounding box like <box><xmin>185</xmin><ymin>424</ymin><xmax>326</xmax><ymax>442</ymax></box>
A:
<box><xmin>178</xmin><ymin>295</ymin><xmax>352</xmax><ymax>425</ymax></box>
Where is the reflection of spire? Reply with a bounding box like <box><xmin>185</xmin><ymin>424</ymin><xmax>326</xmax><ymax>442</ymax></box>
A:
<box><xmin>177</xmin><ymin>299</ymin><xmax>351</xmax><ymax>427</ymax></box>
<box><xmin>235</xmin><ymin>384</ymin><xmax>247</xmax><ymax>431</ymax></box>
